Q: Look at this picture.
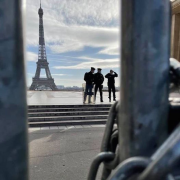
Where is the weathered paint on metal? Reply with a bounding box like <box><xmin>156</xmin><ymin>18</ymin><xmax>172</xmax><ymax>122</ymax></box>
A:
<box><xmin>138</xmin><ymin>126</ymin><xmax>180</xmax><ymax>180</ymax></box>
<box><xmin>0</xmin><ymin>0</ymin><xmax>28</xmax><ymax>179</ymax></box>
<box><xmin>119</xmin><ymin>0</ymin><xmax>171</xmax><ymax>161</ymax></box>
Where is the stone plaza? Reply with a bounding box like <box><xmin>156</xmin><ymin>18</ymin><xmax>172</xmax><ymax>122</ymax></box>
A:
<box><xmin>27</xmin><ymin>91</ymin><xmax>120</xmax><ymax>105</ymax></box>
<box><xmin>28</xmin><ymin>91</ymin><xmax>119</xmax><ymax>180</ymax></box>
<box><xmin>28</xmin><ymin>90</ymin><xmax>180</xmax><ymax>180</ymax></box>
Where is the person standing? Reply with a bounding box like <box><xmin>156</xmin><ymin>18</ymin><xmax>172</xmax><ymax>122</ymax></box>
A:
<box><xmin>94</xmin><ymin>68</ymin><xmax>104</xmax><ymax>102</ymax></box>
<box><xmin>105</xmin><ymin>70</ymin><xmax>118</xmax><ymax>102</ymax></box>
<box><xmin>84</xmin><ymin>67</ymin><xmax>95</xmax><ymax>103</ymax></box>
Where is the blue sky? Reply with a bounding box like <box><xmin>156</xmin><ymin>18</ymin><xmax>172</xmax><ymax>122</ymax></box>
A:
<box><xmin>26</xmin><ymin>0</ymin><xmax>120</xmax><ymax>87</ymax></box>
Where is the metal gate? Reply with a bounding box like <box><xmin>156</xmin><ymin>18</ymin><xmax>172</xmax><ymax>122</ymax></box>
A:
<box><xmin>0</xmin><ymin>0</ymin><xmax>180</xmax><ymax>180</ymax></box>
<box><xmin>88</xmin><ymin>0</ymin><xmax>180</xmax><ymax>180</ymax></box>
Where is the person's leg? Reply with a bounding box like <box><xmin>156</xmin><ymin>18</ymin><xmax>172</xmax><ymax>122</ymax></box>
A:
<box><xmin>99</xmin><ymin>85</ymin><xmax>103</xmax><ymax>102</ymax></box>
<box><xmin>84</xmin><ymin>84</ymin><xmax>88</xmax><ymax>103</ymax></box>
<box><xmin>87</xmin><ymin>84</ymin><xmax>91</xmax><ymax>103</ymax></box>
<box><xmin>88</xmin><ymin>84</ymin><xmax>93</xmax><ymax>103</ymax></box>
<box><xmin>108</xmin><ymin>86</ymin><xmax>111</xmax><ymax>101</ymax></box>
<box><xmin>89</xmin><ymin>84</ymin><xmax>93</xmax><ymax>94</ymax></box>
<box><xmin>112</xmin><ymin>85</ymin><xmax>116</xmax><ymax>100</ymax></box>
<box><xmin>95</xmin><ymin>84</ymin><xmax>98</xmax><ymax>98</ymax></box>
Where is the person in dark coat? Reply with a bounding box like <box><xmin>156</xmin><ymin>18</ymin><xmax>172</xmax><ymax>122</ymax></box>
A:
<box><xmin>94</xmin><ymin>68</ymin><xmax>104</xmax><ymax>102</ymax></box>
<box><xmin>84</xmin><ymin>67</ymin><xmax>95</xmax><ymax>103</ymax></box>
<box><xmin>105</xmin><ymin>70</ymin><xmax>118</xmax><ymax>102</ymax></box>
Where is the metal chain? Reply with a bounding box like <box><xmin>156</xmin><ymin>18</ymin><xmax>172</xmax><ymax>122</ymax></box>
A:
<box><xmin>87</xmin><ymin>102</ymin><xmax>119</xmax><ymax>180</ymax></box>
<box><xmin>87</xmin><ymin>102</ymin><xmax>180</xmax><ymax>180</ymax></box>
<box><xmin>107</xmin><ymin>125</ymin><xmax>180</xmax><ymax>180</ymax></box>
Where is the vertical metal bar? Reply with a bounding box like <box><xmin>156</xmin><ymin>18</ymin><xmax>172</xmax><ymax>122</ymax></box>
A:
<box><xmin>119</xmin><ymin>0</ymin><xmax>171</xmax><ymax>161</ymax></box>
<box><xmin>0</xmin><ymin>0</ymin><xmax>28</xmax><ymax>180</ymax></box>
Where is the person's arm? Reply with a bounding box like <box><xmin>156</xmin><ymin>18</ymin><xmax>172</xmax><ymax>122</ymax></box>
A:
<box><xmin>114</xmin><ymin>72</ymin><xmax>118</xmax><ymax>77</ymax></box>
<box><xmin>93</xmin><ymin>74</ymin><xmax>96</xmax><ymax>84</ymax></box>
<box><xmin>84</xmin><ymin>73</ymin><xmax>87</xmax><ymax>81</ymax></box>
<box><xmin>101</xmin><ymin>75</ymin><xmax>104</xmax><ymax>83</ymax></box>
<box><xmin>105</xmin><ymin>73</ymin><xmax>109</xmax><ymax>78</ymax></box>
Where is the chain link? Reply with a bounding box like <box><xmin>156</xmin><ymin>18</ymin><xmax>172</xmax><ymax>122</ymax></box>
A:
<box><xmin>87</xmin><ymin>101</ymin><xmax>180</xmax><ymax>180</ymax></box>
<box><xmin>87</xmin><ymin>102</ymin><xmax>119</xmax><ymax>180</ymax></box>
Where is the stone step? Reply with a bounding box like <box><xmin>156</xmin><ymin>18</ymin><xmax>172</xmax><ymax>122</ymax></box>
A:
<box><xmin>28</xmin><ymin>111</ymin><xmax>109</xmax><ymax>117</ymax></box>
<box><xmin>29</xmin><ymin>119</ymin><xmax>107</xmax><ymax>127</ymax></box>
<box><xmin>28</xmin><ymin>115</ymin><xmax>108</xmax><ymax>122</ymax></box>
<box><xmin>28</xmin><ymin>104</ymin><xmax>112</xmax><ymax>109</ymax></box>
<box><xmin>28</xmin><ymin>107</ymin><xmax>110</xmax><ymax>113</ymax></box>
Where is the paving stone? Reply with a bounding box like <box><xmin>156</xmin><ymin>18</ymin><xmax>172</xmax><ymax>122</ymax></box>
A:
<box><xmin>58</xmin><ymin>126</ymin><xmax>67</xmax><ymax>129</ymax></box>
<box><xmin>74</xmin><ymin>125</ymin><xmax>83</xmax><ymax>128</ymax></box>
<box><xmin>50</xmin><ymin>126</ymin><xmax>58</xmax><ymax>130</ymax></box>
<box><xmin>91</xmin><ymin>125</ymin><xmax>105</xmax><ymax>128</ymax></box>
<box><xmin>29</xmin><ymin>127</ymin><xmax>41</xmax><ymax>132</ymax></box>
<box><xmin>27</xmin><ymin>91</ymin><xmax>119</xmax><ymax>105</ymax></box>
<box><xmin>29</xmin><ymin>127</ymin><xmax>104</xmax><ymax>180</ymax></box>
<box><xmin>40</xmin><ymin>127</ymin><xmax>49</xmax><ymax>130</ymax></box>
<box><xmin>66</xmin><ymin>125</ymin><xmax>74</xmax><ymax>128</ymax></box>
<box><xmin>82</xmin><ymin>125</ymin><xmax>91</xmax><ymax>128</ymax></box>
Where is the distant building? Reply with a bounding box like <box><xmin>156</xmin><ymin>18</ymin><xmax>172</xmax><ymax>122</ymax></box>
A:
<box><xmin>57</xmin><ymin>85</ymin><xmax>65</xmax><ymax>89</ymax></box>
<box><xmin>73</xmin><ymin>86</ymin><xmax>81</xmax><ymax>89</ymax></box>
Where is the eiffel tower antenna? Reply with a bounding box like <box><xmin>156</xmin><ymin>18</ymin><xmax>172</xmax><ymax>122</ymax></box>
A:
<box><xmin>40</xmin><ymin>0</ymin><xmax>41</xmax><ymax>8</ymax></box>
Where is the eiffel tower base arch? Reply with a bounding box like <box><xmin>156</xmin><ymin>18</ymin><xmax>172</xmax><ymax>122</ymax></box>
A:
<box><xmin>29</xmin><ymin>78</ymin><xmax>58</xmax><ymax>91</ymax></box>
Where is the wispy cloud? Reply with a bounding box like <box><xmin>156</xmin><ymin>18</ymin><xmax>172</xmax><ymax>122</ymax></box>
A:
<box><xmin>98</xmin><ymin>47</ymin><xmax>119</xmax><ymax>55</ymax></box>
<box><xmin>26</xmin><ymin>52</ymin><xmax>37</xmax><ymax>62</ymax></box>
<box><xmin>28</xmin><ymin>73</ymin><xmax>68</xmax><ymax>77</ymax></box>
<box><xmin>26</xmin><ymin>0</ymin><xmax>119</xmax><ymax>53</ymax></box>
<box><xmin>27</xmin><ymin>0</ymin><xmax>119</xmax><ymax>27</ymax></box>
<box><xmin>52</xmin><ymin>74</ymin><xmax>70</xmax><ymax>76</ymax></box>
<box><xmin>53</xmin><ymin>58</ymin><xmax>119</xmax><ymax>69</ymax></box>
<box><xmin>27</xmin><ymin>73</ymin><xmax>35</xmax><ymax>76</ymax></box>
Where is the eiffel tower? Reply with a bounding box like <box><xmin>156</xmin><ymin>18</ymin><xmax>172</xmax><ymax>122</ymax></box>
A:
<box><xmin>29</xmin><ymin>1</ymin><xmax>58</xmax><ymax>91</ymax></box>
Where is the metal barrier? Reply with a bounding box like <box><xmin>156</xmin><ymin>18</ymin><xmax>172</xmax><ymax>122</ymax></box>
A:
<box><xmin>138</xmin><ymin>126</ymin><xmax>180</xmax><ymax>180</ymax></box>
<box><xmin>0</xmin><ymin>0</ymin><xmax>28</xmax><ymax>180</ymax></box>
<box><xmin>107</xmin><ymin>125</ymin><xmax>180</xmax><ymax>180</ymax></box>
<box><xmin>88</xmin><ymin>104</ymin><xmax>180</xmax><ymax>180</ymax></box>
<box><xmin>0</xmin><ymin>0</ymin><xmax>179</xmax><ymax>180</ymax></box>
<box><xmin>87</xmin><ymin>0</ymin><xmax>180</xmax><ymax>180</ymax></box>
<box><xmin>119</xmin><ymin>0</ymin><xmax>171</xmax><ymax>161</ymax></box>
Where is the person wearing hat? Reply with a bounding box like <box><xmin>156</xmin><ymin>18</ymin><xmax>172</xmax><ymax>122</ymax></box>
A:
<box><xmin>105</xmin><ymin>70</ymin><xmax>118</xmax><ymax>102</ymax></box>
<box><xmin>84</xmin><ymin>67</ymin><xmax>95</xmax><ymax>103</ymax></box>
<box><xmin>94</xmin><ymin>68</ymin><xmax>104</xmax><ymax>102</ymax></box>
